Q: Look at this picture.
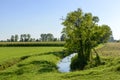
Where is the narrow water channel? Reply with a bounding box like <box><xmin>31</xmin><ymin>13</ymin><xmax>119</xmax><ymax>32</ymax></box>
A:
<box><xmin>57</xmin><ymin>53</ymin><xmax>77</xmax><ymax>72</ymax></box>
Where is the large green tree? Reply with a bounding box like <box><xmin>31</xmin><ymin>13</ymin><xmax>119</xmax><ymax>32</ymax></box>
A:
<box><xmin>62</xmin><ymin>8</ymin><xmax>112</xmax><ymax>70</ymax></box>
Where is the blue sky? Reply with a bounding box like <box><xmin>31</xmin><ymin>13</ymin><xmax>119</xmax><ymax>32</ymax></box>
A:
<box><xmin>0</xmin><ymin>0</ymin><xmax>120</xmax><ymax>40</ymax></box>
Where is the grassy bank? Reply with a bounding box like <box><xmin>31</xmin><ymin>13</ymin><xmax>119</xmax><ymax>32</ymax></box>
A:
<box><xmin>0</xmin><ymin>43</ymin><xmax>120</xmax><ymax>80</ymax></box>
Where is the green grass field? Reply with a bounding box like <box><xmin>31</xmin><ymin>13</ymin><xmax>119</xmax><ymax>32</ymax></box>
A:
<box><xmin>0</xmin><ymin>43</ymin><xmax>120</xmax><ymax>80</ymax></box>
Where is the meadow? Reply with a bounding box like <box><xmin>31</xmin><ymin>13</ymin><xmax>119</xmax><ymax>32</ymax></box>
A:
<box><xmin>0</xmin><ymin>42</ymin><xmax>120</xmax><ymax>80</ymax></box>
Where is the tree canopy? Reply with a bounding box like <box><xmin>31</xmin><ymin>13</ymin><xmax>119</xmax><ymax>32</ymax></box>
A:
<box><xmin>62</xmin><ymin>8</ymin><xmax>112</xmax><ymax>70</ymax></box>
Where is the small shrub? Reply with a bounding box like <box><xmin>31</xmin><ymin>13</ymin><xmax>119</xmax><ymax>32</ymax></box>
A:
<box><xmin>70</xmin><ymin>53</ymin><xmax>104</xmax><ymax>71</ymax></box>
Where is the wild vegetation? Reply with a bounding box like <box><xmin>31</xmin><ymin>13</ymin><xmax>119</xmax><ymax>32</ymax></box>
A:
<box><xmin>0</xmin><ymin>43</ymin><xmax>120</xmax><ymax>80</ymax></box>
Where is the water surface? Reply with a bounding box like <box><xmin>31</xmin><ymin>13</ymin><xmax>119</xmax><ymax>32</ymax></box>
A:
<box><xmin>57</xmin><ymin>53</ymin><xmax>77</xmax><ymax>72</ymax></box>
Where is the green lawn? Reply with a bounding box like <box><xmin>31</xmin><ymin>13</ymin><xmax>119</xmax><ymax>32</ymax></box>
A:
<box><xmin>0</xmin><ymin>43</ymin><xmax>120</xmax><ymax>80</ymax></box>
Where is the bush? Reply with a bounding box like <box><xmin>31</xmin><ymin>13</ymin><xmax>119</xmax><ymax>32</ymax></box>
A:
<box><xmin>70</xmin><ymin>53</ymin><xmax>103</xmax><ymax>71</ymax></box>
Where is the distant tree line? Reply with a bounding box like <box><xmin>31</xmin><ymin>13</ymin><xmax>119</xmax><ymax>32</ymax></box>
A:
<box><xmin>3</xmin><ymin>33</ymin><xmax>66</xmax><ymax>42</ymax></box>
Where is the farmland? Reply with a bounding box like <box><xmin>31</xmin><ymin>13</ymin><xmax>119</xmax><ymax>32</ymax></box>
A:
<box><xmin>0</xmin><ymin>42</ymin><xmax>65</xmax><ymax>47</ymax></box>
<box><xmin>0</xmin><ymin>42</ymin><xmax>120</xmax><ymax>80</ymax></box>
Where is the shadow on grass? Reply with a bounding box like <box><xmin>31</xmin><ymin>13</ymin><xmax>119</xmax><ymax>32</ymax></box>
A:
<box><xmin>33</xmin><ymin>51</ymin><xmax>66</xmax><ymax>59</ymax></box>
<box><xmin>30</xmin><ymin>60</ymin><xmax>57</xmax><ymax>73</ymax></box>
<box><xmin>0</xmin><ymin>55</ymin><xmax>31</xmax><ymax>72</ymax></box>
<box><xmin>0</xmin><ymin>72</ymin><xmax>13</xmax><ymax>76</ymax></box>
<box><xmin>16</xmin><ymin>60</ymin><xmax>58</xmax><ymax>75</ymax></box>
<box><xmin>0</xmin><ymin>68</ymin><xmax>25</xmax><ymax>76</ymax></box>
<box><xmin>14</xmin><ymin>69</ymin><xmax>24</xmax><ymax>75</ymax></box>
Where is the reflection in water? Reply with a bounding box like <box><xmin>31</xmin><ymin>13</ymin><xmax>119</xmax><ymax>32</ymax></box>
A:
<box><xmin>57</xmin><ymin>53</ymin><xmax>77</xmax><ymax>72</ymax></box>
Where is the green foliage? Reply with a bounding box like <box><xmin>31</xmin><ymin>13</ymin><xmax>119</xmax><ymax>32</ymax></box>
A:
<box><xmin>62</xmin><ymin>8</ymin><xmax>112</xmax><ymax>70</ymax></box>
<box><xmin>20</xmin><ymin>34</ymin><xmax>31</xmax><ymax>42</ymax></box>
<box><xmin>71</xmin><ymin>50</ymin><xmax>102</xmax><ymax>71</ymax></box>
<box><xmin>40</xmin><ymin>33</ymin><xmax>54</xmax><ymax>42</ymax></box>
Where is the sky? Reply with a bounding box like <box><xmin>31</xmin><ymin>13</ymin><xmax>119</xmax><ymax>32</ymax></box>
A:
<box><xmin>0</xmin><ymin>0</ymin><xmax>120</xmax><ymax>40</ymax></box>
